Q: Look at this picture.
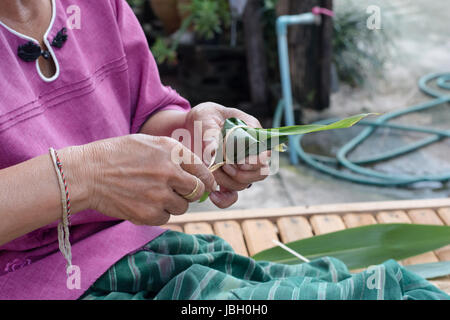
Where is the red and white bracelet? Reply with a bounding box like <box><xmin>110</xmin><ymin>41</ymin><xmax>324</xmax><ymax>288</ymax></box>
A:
<box><xmin>49</xmin><ymin>147</ymin><xmax>73</xmax><ymax>272</ymax></box>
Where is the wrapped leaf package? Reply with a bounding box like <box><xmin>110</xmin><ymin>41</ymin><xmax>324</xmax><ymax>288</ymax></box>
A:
<box><xmin>200</xmin><ymin>113</ymin><xmax>376</xmax><ymax>202</ymax></box>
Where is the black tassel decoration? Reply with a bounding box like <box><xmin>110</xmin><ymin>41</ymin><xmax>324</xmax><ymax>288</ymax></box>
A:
<box><xmin>17</xmin><ymin>27</ymin><xmax>67</xmax><ymax>62</ymax></box>
<box><xmin>17</xmin><ymin>41</ymin><xmax>43</xmax><ymax>62</ymax></box>
<box><xmin>51</xmin><ymin>28</ymin><xmax>68</xmax><ymax>48</ymax></box>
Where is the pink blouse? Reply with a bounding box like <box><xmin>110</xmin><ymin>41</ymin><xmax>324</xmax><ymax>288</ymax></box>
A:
<box><xmin>0</xmin><ymin>0</ymin><xmax>190</xmax><ymax>299</ymax></box>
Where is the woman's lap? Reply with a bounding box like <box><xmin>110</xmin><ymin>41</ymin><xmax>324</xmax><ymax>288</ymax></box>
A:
<box><xmin>79</xmin><ymin>230</ymin><xmax>449</xmax><ymax>300</ymax></box>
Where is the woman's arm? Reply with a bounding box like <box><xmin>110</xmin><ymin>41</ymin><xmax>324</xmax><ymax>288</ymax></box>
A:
<box><xmin>0</xmin><ymin>146</ymin><xmax>90</xmax><ymax>246</ymax></box>
<box><xmin>0</xmin><ymin>135</ymin><xmax>216</xmax><ymax>247</ymax></box>
<box><xmin>139</xmin><ymin>109</ymin><xmax>188</xmax><ymax>137</ymax></box>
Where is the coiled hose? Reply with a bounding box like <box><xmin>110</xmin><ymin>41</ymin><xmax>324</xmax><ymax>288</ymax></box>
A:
<box><xmin>273</xmin><ymin>72</ymin><xmax>450</xmax><ymax>186</ymax></box>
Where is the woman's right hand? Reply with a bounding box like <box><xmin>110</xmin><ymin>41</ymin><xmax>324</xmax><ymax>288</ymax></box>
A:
<box><xmin>77</xmin><ymin>134</ymin><xmax>217</xmax><ymax>226</ymax></box>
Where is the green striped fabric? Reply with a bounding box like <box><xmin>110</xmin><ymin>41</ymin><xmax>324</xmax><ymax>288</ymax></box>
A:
<box><xmin>80</xmin><ymin>231</ymin><xmax>449</xmax><ymax>300</ymax></box>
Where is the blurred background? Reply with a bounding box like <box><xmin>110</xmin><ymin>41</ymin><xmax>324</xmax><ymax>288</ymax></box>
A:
<box><xmin>126</xmin><ymin>0</ymin><xmax>450</xmax><ymax>212</ymax></box>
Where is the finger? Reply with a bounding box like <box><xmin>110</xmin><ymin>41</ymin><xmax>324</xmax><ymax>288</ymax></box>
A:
<box><xmin>177</xmin><ymin>144</ymin><xmax>217</xmax><ymax>193</ymax></box>
<box><xmin>224</xmin><ymin>108</ymin><xmax>262</xmax><ymax>129</ymax></box>
<box><xmin>237</xmin><ymin>151</ymin><xmax>272</xmax><ymax>171</ymax></box>
<box><xmin>170</xmin><ymin>172</ymin><xmax>206</xmax><ymax>203</ymax></box>
<box><xmin>223</xmin><ymin>164</ymin><xmax>269</xmax><ymax>185</ymax></box>
<box><xmin>136</xmin><ymin>208</ymin><xmax>170</xmax><ymax>226</ymax></box>
<box><xmin>164</xmin><ymin>191</ymin><xmax>189</xmax><ymax>215</ymax></box>
<box><xmin>157</xmin><ymin>211</ymin><xmax>171</xmax><ymax>225</ymax></box>
<box><xmin>209</xmin><ymin>187</ymin><xmax>238</xmax><ymax>209</ymax></box>
<box><xmin>213</xmin><ymin>167</ymin><xmax>249</xmax><ymax>191</ymax></box>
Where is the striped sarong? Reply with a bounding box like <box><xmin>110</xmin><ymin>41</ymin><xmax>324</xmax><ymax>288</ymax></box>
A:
<box><xmin>80</xmin><ymin>231</ymin><xmax>449</xmax><ymax>300</ymax></box>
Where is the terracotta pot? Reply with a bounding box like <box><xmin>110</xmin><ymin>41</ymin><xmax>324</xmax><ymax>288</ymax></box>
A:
<box><xmin>149</xmin><ymin>0</ymin><xmax>181</xmax><ymax>34</ymax></box>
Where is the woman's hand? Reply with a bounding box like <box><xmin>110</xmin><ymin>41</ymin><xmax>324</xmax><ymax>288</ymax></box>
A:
<box><xmin>82</xmin><ymin>134</ymin><xmax>217</xmax><ymax>226</ymax></box>
<box><xmin>184</xmin><ymin>102</ymin><xmax>270</xmax><ymax>209</ymax></box>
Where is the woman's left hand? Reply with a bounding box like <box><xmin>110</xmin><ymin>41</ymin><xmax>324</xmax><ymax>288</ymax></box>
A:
<box><xmin>184</xmin><ymin>102</ymin><xmax>271</xmax><ymax>208</ymax></box>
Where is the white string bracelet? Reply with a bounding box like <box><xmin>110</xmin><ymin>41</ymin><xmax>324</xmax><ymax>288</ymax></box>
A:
<box><xmin>49</xmin><ymin>148</ymin><xmax>73</xmax><ymax>273</ymax></box>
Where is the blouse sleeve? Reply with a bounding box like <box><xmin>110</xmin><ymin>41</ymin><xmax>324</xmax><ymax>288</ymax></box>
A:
<box><xmin>114</xmin><ymin>0</ymin><xmax>191</xmax><ymax>133</ymax></box>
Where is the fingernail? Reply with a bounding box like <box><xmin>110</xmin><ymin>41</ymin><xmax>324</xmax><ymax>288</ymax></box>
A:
<box><xmin>209</xmin><ymin>191</ymin><xmax>220</xmax><ymax>203</ymax></box>
<box><xmin>213</xmin><ymin>181</ymin><xmax>219</xmax><ymax>191</ymax></box>
<box><xmin>223</xmin><ymin>164</ymin><xmax>237</xmax><ymax>177</ymax></box>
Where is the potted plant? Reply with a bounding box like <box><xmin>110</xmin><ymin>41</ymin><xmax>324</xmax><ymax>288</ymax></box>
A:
<box><xmin>151</xmin><ymin>0</ymin><xmax>232</xmax><ymax>64</ymax></box>
<box><xmin>150</xmin><ymin>0</ymin><xmax>251</xmax><ymax>107</ymax></box>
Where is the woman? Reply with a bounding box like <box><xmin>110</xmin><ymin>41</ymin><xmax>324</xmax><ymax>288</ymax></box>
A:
<box><xmin>0</xmin><ymin>0</ymin><xmax>447</xmax><ymax>300</ymax></box>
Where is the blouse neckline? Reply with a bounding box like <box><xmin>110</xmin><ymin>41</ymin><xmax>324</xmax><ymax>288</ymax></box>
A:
<box><xmin>0</xmin><ymin>0</ymin><xmax>60</xmax><ymax>83</ymax></box>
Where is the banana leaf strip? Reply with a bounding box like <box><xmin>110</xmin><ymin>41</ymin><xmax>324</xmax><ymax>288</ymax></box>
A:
<box><xmin>214</xmin><ymin>113</ymin><xmax>376</xmax><ymax>165</ymax></box>
<box><xmin>404</xmin><ymin>261</ymin><xmax>450</xmax><ymax>280</ymax></box>
<box><xmin>251</xmin><ymin>223</ymin><xmax>450</xmax><ymax>270</ymax></box>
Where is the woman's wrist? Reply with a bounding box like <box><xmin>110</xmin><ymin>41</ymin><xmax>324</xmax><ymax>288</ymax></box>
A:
<box><xmin>139</xmin><ymin>109</ymin><xmax>189</xmax><ymax>137</ymax></box>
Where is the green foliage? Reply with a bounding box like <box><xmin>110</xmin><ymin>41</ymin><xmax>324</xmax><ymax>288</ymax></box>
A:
<box><xmin>332</xmin><ymin>5</ymin><xmax>393</xmax><ymax>87</ymax></box>
<box><xmin>181</xmin><ymin>0</ymin><xmax>231</xmax><ymax>40</ymax></box>
<box><xmin>152</xmin><ymin>38</ymin><xmax>177</xmax><ymax>64</ymax></box>
<box><xmin>152</xmin><ymin>0</ymin><xmax>231</xmax><ymax>64</ymax></box>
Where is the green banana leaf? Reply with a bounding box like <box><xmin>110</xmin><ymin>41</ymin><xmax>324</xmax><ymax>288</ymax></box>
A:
<box><xmin>405</xmin><ymin>261</ymin><xmax>450</xmax><ymax>280</ymax></box>
<box><xmin>199</xmin><ymin>113</ymin><xmax>376</xmax><ymax>202</ymax></box>
<box><xmin>251</xmin><ymin>224</ymin><xmax>450</xmax><ymax>270</ymax></box>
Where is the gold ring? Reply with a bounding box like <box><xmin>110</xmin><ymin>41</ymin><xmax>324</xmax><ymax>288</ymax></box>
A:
<box><xmin>182</xmin><ymin>178</ymin><xmax>200</xmax><ymax>201</ymax></box>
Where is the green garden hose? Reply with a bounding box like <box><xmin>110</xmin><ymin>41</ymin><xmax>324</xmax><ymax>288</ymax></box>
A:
<box><xmin>274</xmin><ymin>72</ymin><xmax>450</xmax><ymax>186</ymax></box>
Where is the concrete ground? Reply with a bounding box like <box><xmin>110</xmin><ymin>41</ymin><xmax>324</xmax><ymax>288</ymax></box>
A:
<box><xmin>188</xmin><ymin>0</ymin><xmax>450</xmax><ymax>213</ymax></box>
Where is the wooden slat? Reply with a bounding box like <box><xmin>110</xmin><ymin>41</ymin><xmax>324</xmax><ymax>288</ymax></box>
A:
<box><xmin>277</xmin><ymin>216</ymin><xmax>313</xmax><ymax>243</ymax></box>
<box><xmin>310</xmin><ymin>215</ymin><xmax>346</xmax><ymax>235</ymax></box>
<box><xmin>430</xmin><ymin>279</ymin><xmax>450</xmax><ymax>295</ymax></box>
<box><xmin>376</xmin><ymin>210</ymin><xmax>411</xmax><ymax>223</ymax></box>
<box><xmin>408</xmin><ymin>209</ymin><xmax>450</xmax><ymax>261</ymax></box>
<box><xmin>436</xmin><ymin>248</ymin><xmax>450</xmax><ymax>261</ymax></box>
<box><xmin>395</xmin><ymin>253</ymin><xmax>438</xmax><ymax>266</ymax></box>
<box><xmin>408</xmin><ymin>209</ymin><xmax>444</xmax><ymax>225</ymax></box>
<box><xmin>437</xmin><ymin>207</ymin><xmax>450</xmax><ymax>225</ymax></box>
<box><xmin>241</xmin><ymin>219</ymin><xmax>278</xmax><ymax>256</ymax></box>
<box><xmin>376</xmin><ymin>210</ymin><xmax>439</xmax><ymax>265</ymax></box>
<box><xmin>343</xmin><ymin>213</ymin><xmax>377</xmax><ymax>228</ymax></box>
<box><xmin>162</xmin><ymin>224</ymin><xmax>183</xmax><ymax>232</ymax></box>
<box><xmin>184</xmin><ymin>222</ymin><xmax>214</xmax><ymax>235</ymax></box>
<box><xmin>213</xmin><ymin>221</ymin><xmax>248</xmax><ymax>256</ymax></box>
<box><xmin>174</xmin><ymin>199</ymin><xmax>450</xmax><ymax>224</ymax></box>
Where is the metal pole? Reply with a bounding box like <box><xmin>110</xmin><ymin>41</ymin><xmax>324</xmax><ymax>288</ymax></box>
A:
<box><xmin>276</xmin><ymin>13</ymin><xmax>321</xmax><ymax>164</ymax></box>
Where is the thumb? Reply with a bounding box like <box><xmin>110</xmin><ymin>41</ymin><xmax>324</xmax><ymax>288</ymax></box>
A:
<box><xmin>202</xmin><ymin>122</ymin><xmax>223</xmax><ymax>167</ymax></box>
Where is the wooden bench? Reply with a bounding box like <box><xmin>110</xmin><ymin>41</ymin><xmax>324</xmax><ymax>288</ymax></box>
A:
<box><xmin>164</xmin><ymin>198</ymin><xmax>450</xmax><ymax>294</ymax></box>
